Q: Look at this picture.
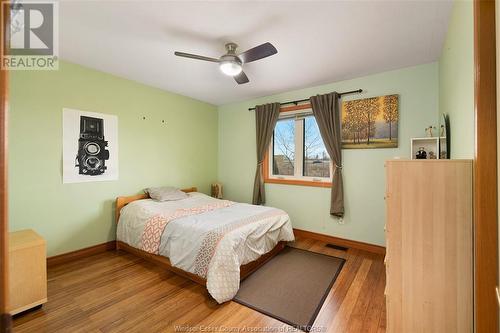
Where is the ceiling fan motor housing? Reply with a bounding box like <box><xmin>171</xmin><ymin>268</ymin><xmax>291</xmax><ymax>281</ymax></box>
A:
<box><xmin>225</xmin><ymin>42</ymin><xmax>238</xmax><ymax>54</ymax></box>
<box><xmin>219</xmin><ymin>54</ymin><xmax>242</xmax><ymax>66</ymax></box>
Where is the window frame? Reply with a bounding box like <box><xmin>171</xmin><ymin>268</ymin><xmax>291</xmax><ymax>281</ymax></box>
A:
<box><xmin>263</xmin><ymin>104</ymin><xmax>332</xmax><ymax>188</ymax></box>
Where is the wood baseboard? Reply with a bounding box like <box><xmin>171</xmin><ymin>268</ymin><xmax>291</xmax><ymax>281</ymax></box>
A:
<box><xmin>293</xmin><ymin>228</ymin><xmax>386</xmax><ymax>255</ymax></box>
<box><xmin>45</xmin><ymin>231</ymin><xmax>384</xmax><ymax>269</ymax></box>
<box><xmin>47</xmin><ymin>241</ymin><xmax>116</xmax><ymax>268</ymax></box>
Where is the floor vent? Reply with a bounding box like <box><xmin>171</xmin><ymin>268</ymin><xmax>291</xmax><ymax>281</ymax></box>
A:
<box><xmin>325</xmin><ymin>243</ymin><xmax>348</xmax><ymax>251</ymax></box>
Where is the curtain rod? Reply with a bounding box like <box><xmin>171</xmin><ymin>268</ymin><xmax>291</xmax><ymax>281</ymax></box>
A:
<box><xmin>247</xmin><ymin>89</ymin><xmax>363</xmax><ymax>111</ymax></box>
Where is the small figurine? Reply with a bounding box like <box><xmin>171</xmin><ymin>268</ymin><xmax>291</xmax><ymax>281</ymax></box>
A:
<box><xmin>428</xmin><ymin>151</ymin><xmax>436</xmax><ymax>159</ymax></box>
<box><xmin>440</xmin><ymin>125</ymin><xmax>445</xmax><ymax>137</ymax></box>
<box><xmin>416</xmin><ymin>147</ymin><xmax>427</xmax><ymax>159</ymax></box>
<box><xmin>211</xmin><ymin>183</ymin><xmax>223</xmax><ymax>199</ymax></box>
<box><xmin>425</xmin><ymin>125</ymin><xmax>436</xmax><ymax>137</ymax></box>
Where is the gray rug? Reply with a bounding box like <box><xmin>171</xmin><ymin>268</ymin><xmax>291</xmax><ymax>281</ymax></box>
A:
<box><xmin>234</xmin><ymin>246</ymin><xmax>345</xmax><ymax>332</ymax></box>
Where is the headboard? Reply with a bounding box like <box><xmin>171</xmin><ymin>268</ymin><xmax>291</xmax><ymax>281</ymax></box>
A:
<box><xmin>115</xmin><ymin>187</ymin><xmax>198</xmax><ymax>224</ymax></box>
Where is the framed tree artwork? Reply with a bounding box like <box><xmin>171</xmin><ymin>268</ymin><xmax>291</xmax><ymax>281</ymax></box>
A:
<box><xmin>341</xmin><ymin>94</ymin><xmax>399</xmax><ymax>149</ymax></box>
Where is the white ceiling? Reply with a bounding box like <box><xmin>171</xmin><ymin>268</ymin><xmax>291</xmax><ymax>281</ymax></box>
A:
<box><xmin>59</xmin><ymin>0</ymin><xmax>453</xmax><ymax>106</ymax></box>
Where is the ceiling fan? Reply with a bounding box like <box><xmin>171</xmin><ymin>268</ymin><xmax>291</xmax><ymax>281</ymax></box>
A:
<box><xmin>174</xmin><ymin>42</ymin><xmax>278</xmax><ymax>84</ymax></box>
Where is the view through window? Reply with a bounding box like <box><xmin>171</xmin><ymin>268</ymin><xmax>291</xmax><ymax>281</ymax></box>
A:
<box><xmin>272</xmin><ymin>118</ymin><xmax>295</xmax><ymax>176</ymax></box>
<box><xmin>304</xmin><ymin>115</ymin><xmax>330</xmax><ymax>178</ymax></box>
<box><xmin>271</xmin><ymin>112</ymin><xmax>330</xmax><ymax>181</ymax></box>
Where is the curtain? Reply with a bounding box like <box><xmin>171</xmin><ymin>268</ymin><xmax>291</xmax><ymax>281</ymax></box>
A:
<box><xmin>310</xmin><ymin>92</ymin><xmax>344</xmax><ymax>217</ymax></box>
<box><xmin>252</xmin><ymin>103</ymin><xmax>280</xmax><ymax>205</ymax></box>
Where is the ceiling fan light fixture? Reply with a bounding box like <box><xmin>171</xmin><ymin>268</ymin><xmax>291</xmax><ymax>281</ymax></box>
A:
<box><xmin>174</xmin><ymin>41</ymin><xmax>277</xmax><ymax>84</ymax></box>
<box><xmin>219</xmin><ymin>60</ymin><xmax>242</xmax><ymax>76</ymax></box>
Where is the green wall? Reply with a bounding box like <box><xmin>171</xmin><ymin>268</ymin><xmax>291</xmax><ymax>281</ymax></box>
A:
<box><xmin>439</xmin><ymin>0</ymin><xmax>474</xmax><ymax>158</ymax></box>
<box><xmin>9</xmin><ymin>61</ymin><xmax>218</xmax><ymax>256</ymax></box>
<box><xmin>10</xmin><ymin>7</ymin><xmax>471</xmax><ymax>254</ymax></box>
<box><xmin>218</xmin><ymin>63</ymin><xmax>439</xmax><ymax>246</ymax></box>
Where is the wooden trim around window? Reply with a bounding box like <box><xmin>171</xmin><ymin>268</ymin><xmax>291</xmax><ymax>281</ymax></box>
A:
<box><xmin>280</xmin><ymin>103</ymin><xmax>312</xmax><ymax>113</ymax></box>
<box><xmin>264</xmin><ymin>104</ymin><xmax>332</xmax><ymax>188</ymax></box>
<box><xmin>473</xmin><ymin>0</ymin><xmax>498</xmax><ymax>331</ymax></box>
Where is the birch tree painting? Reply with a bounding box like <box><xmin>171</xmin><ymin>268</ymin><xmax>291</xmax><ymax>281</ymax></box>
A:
<box><xmin>341</xmin><ymin>94</ymin><xmax>399</xmax><ymax>149</ymax></box>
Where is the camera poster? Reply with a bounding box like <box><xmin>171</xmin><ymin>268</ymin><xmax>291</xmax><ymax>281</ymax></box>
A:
<box><xmin>62</xmin><ymin>108</ymin><xmax>118</xmax><ymax>183</ymax></box>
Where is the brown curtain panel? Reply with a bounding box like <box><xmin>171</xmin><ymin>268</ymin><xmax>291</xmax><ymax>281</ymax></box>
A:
<box><xmin>310</xmin><ymin>92</ymin><xmax>344</xmax><ymax>217</ymax></box>
<box><xmin>252</xmin><ymin>103</ymin><xmax>280</xmax><ymax>205</ymax></box>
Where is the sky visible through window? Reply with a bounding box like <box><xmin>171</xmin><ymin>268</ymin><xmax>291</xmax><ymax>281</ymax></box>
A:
<box><xmin>304</xmin><ymin>116</ymin><xmax>329</xmax><ymax>160</ymax></box>
<box><xmin>273</xmin><ymin>116</ymin><xmax>330</xmax><ymax>178</ymax></box>
<box><xmin>304</xmin><ymin>116</ymin><xmax>330</xmax><ymax>177</ymax></box>
<box><xmin>273</xmin><ymin>118</ymin><xmax>295</xmax><ymax>176</ymax></box>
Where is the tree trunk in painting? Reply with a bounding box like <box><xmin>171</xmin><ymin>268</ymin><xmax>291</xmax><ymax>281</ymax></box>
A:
<box><xmin>359</xmin><ymin>97</ymin><xmax>380</xmax><ymax>145</ymax></box>
<box><xmin>383</xmin><ymin>95</ymin><xmax>399</xmax><ymax>142</ymax></box>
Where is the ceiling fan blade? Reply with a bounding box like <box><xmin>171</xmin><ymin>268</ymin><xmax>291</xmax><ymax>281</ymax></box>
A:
<box><xmin>234</xmin><ymin>71</ymin><xmax>249</xmax><ymax>84</ymax></box>
<box><xmin>174</xmin><ymin>51</ymin><xmax>219</xmax><ymax>63</ymax></box>
<box><xmin>239</xmin><ymin>42</ymin><xmax>277</xmax><ymax>63</ymax></box>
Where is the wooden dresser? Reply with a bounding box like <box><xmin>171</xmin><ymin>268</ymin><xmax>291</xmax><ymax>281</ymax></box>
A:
<box><xmin>9</xmin><ymin>229</ymin><xmax>47</xmax><ymax>315</ymax></box>
<box><xmin>385</xmin><ymin>160</ymin><xmax>473</xmax><ymax>332</ymax></box>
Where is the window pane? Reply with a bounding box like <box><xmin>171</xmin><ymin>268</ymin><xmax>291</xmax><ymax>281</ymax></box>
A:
<box><xmin>273</xmin><ymin>118</ymin><xmax>295</xmax><ymax>176</ymax></box>
<box><xmin>304</xmin><ymin>116</ymin><xmax>330</xmax><ymax>178</ymax></box>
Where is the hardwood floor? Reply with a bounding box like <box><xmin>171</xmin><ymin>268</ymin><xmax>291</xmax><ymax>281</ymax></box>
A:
<box><xmin>12</xmin><ymin>237</ymin><xmax>386</xmax><ymax>333</ymax></box>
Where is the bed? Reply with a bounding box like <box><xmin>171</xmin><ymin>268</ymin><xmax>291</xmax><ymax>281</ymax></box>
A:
<box><xmin>115</xmin><ymin>187</ymin><xmax>294</xmax><ymax>303</ymax></box>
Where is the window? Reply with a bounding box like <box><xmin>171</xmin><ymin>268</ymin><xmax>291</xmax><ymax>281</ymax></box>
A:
<box><xmin>265</xmin><ymin>107</ymin><xmax>332</xmax><ymax>187</ymax></box>
<box><xmin>304</xmin><ymin>115</ymin><xmax>330</xmax><ymax>178</ymax></box>
<box><xmin>272</xmin><ymin>118</ymin><xmax>295</xmax><ymax>176</ymax></box>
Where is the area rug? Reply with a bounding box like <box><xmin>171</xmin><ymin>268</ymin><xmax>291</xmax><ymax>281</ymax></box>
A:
<box><xmin>234</xmin><ymin>246</ymin><xmax>345</xmax><ymax>332</ymax></box>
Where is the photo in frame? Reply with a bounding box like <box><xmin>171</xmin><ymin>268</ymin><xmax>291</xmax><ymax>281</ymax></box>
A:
<box><xmin>62</xmin><ymin>108</ymin><xmax>118</xmax><ymax>183</ymax></box>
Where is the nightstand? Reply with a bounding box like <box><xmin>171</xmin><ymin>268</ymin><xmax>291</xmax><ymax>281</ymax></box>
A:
<box><xmin>9</xmin><ymin>229</ymin><xmax>47</xmax><ymax>315</ymax></box>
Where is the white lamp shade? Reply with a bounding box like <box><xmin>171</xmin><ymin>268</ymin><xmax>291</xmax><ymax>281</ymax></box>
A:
<box><xmin>219</xmin><ymin>61</ymin><xmax>242</xmax><ymax>76</ymax></box>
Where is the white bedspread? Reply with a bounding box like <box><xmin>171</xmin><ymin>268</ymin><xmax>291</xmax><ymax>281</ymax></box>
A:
<box><xmin>116</xmin><ymin>192</ymin><xmax>294</xmax><ymax>303</ymax></box>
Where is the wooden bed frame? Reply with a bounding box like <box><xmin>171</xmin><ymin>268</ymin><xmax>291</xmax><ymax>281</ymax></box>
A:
<box><xmin>115</xmin><ymin>187</ymin><xmax>285</xmax><ymax>286</ymax></box>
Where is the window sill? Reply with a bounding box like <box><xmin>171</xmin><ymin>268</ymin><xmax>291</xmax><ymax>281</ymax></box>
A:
<box><xmin>264</xmin><ymin>178</ymin><xmax>332</xmax><ymax>188</ymax></box>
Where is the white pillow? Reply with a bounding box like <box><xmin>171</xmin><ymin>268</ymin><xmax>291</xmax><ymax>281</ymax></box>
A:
<box><xmin>144</xmin><ymin>186</ymin><xmax>188</xmax><ymax>202</ymax></box>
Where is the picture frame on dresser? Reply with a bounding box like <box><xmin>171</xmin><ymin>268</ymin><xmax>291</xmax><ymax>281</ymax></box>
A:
<box><xmin>439</xmin><ymin>113</ymin><xmax>450</xmax><ymax>159</ymax></box>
